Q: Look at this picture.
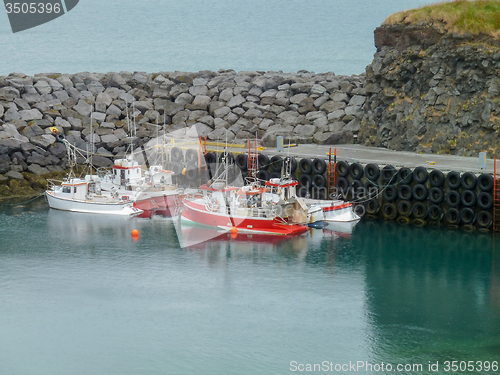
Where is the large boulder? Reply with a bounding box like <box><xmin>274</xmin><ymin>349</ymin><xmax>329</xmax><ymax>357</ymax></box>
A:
<box><xmin>30</xmin><ymin>134</ymin><xmax>56</xmax><ymax>149</ymax></box>
<box><xmin>73</xmin><ymin>99</ymin><xmax>92</xmax><ymax>116</ymax></box>
<box><xmin>313</xmin><ymin>131</ymin><xmax>354</xmax><ymax>145</ymax></box>
<box><xmin>28</xmin><ymin>164</ymin><xmax>49</xmax><ymax>176</ymax></box>
<box><xmin>19</xmin><ymin>109</ymin><xmax>43</xmax><ymax>121</ymax></box>
<box><xmin>0</xmin><ymin>87</ymin><xmax>20</xmax><ymax>101</ymax></box>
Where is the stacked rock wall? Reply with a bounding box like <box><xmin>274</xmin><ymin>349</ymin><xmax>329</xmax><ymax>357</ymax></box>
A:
<box><xmin>0</xmin><ymin>70</ymin><xmax>366</xmax><ymax>182</ymax></box>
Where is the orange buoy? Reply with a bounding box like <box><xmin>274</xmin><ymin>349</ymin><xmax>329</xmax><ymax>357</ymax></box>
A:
<box><xmin>131</xmin><ymin>229</ymin><xmax>139</xmax><ymax>237</ymax></box>
<box><xmin>230</xmin><ymin>227</ymin><xmax>237</xmax><ymax>234</ymax></box>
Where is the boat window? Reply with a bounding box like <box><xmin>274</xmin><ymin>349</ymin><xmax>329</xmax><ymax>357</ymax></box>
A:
<box><xmin>62</xmin><ymin>186</ymin><xmax>71</xmax><ymax>193</ymax></box>
<box><xmin>74</xmin><ymin>186</ymin><xmax>77</xmax><ymax>193</ymax></box>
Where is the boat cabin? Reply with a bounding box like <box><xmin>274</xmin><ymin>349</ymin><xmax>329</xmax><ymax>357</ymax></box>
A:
<box><xmin>265</xmin><ymin>178</ymin><xmax>298</xmax><ymax>201</ymax></box>
<box><xmin>111</xmin><ymin>158</ymin><xmax>142</xmax><ymax>186</ymax></box>
<box><xmin>57</xmin><ymin>178</ymin><xmax>91</xmax><ymax>201</ymax></box>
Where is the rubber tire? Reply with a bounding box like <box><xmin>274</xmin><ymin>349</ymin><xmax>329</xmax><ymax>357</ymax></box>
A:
<box><xmin>460</xmin><ymin>190</ymin><xmax>476</xmax><ymax>207</ymax></box>
<box><xmin>365</xmin><ymin>180</ymin><xmax>379</xmax><ymax>198</ymax></box>
<box><xmin>349</xmin><ymin>162</ymin><xmax>364</xmax><ymax>180</ymax></box>
<box><xmin>398</xmin><ymin>184</ymin><xmax>412</xmax><ymax>200</ymax></box>
<box><xmin>335</xmin><ymin>177</ymin><xmax>349</xmax><ymax>193</ymax></box>
<box><xmin>351</xmin><ymin>179</ymin><xmax>363</xmax><ymax>193</ymax></box>
<box><xmin>429</xmin><ymin>187</ymin><xmax>444</xmax><ymax>204</ymax></box>
<box><xmin>445</xmin><ymin>208</ymin><xmax>460</xmax><ymax>225</ymax></box>
<box><xmin>353</xmin><ymin>204</ymin><xmax>365</xmax><ymax>218</ymax></box>
<box><xmin>427</xmin><ymin>205</ymin><xmax>443</xmax><ymax>221</ymax></box>
<box><xmin>171</xmin><ymin>147</ymin><xmax>183</xmax><ymax>162</ymax></box>
<box><xmin>284</xmin><ymin>156</ymin><xmax>297</xmax><ymax>173</ymax></box>
<box><xmin>364</xmin><ymin>163</ymin><xmax>380</xmax><ymax>181</ymax></box>
<box><xmin>365</xmin><ymin>199</ymin><xmax>380</xmax><ymax>215</ymax></box>
<box><xmin>336</xmin><ymin>160</ymin><xmax>349</xmax><ymax>177</ymax></box>
<box><xmin>185</xmin><ymin>149</ymin><xmax>198</xmax><ymax>163</ymax></box>
<box><xmin>170</xmin><ymin>161</ymin><xmax>183</xmax><ymax>175</ymax></box>
<box><xmin>397</xmin><ymin>200</ymin><xmax>412</xmax><ymax>216</ymax></box>
<box><xmin>446</xmin><ymin>171</ymin><xmax>461</xmax><ymax>189</ymax></box>
<box><xmin>382</xmin><ymin>185</ymin><xmax>397</xmax><ymax>202</ymax></box>
<box><xmin>256</xmin><ymin>169</ymin><xmax>270</xmax><ymax>181</ymax></box>
<box><xmin>397</xmin><ymin>167</ymin><xmax>413</xmax><ymax>184</ymax></box>
<box><xmin>299</xmin><ymin>174</ymin><xmax>312</xmax><ymax>188</ymax></box>
<box><xmin>429</xmin><ymin>170</ymin><xmax>445</xmax><ymax>187</ymax></box>
<box><xmin>270</xmin><ymin>155</ymin><xmax>283</xmax><ymax>172</ymax></box>
<box><xmin>477</xmin><ymin>191</ymin><xmax>493</xmax><ymax>210</ymax></box>
<box><xmin>413</xmin><ymin>166</ymin><xmax>428</xmax><ymax>184</ymax></box>
<box><xmin>204</xmin><ymin>152</ymin><xmax>216</xmax><ymax>165</ymax></box>
<box><xmin>311</xmin><ymin>190</ymin><xmax>327</xmax><ymax>200</ymax></box>
<box><xmin>460</xmin><ymin>207</ymin><xmax>476</xmax><ymax>225</ymax></box>
<box><xmin>477</xmin><ymin>173</ymin><xmax>493</xmax><ymax>192</ymax></box>
<box><xmin>312</xmin><ymin>174</ymin><xmax>326</xmax><ymax>189</ymax></box>
<box><xmin>312</xmin><ymin>158</ymin><xmax>327</xmax><ymax>175</ymax></box>
<box><xmin>381</xmin><ymin>165</ymin><xmax>397</xmax><ymax>183</ymax></box>
<box><xmin>412</xmin><ymin>184</ymin><xmax>428</xmax><ymax>201</ymax></box>
<box><xmin>235</xmin><ymin>153</ymin><xmax>248</xmax><ymax>171</ymax></box>
<box><xmin>445</xmin><ymin>190</ymin><xmax>460</xmax><ymax>207</ymax></box>
<box><xmin>461</xmin><ymin>172</ymin><xmax>477</xmax><ymax>190</ymax></box>
<box><xmin>412</xmin><ymin>202</ymin><xmax>427</xmax><ymax>219</ymax></box>
<box><xmin>476</xmin><ymin>211</ymin><xmax>493</xmax><ymax>229</ymax></box>
<box><xmin>382</xmin><ymin>203</ymin><xmax>398</xmax><ymax>220</ymax></box>
<box><xmin>185</xmin><ymin>168</ymin><xmax>198</xmax><ymax>181</ymax></box>
<box><xmin>257</xmin><ymin>153</ymin><xmax>269</xmax><ymax>169</ymax></box>
<box><xmin>299</xmin><ymin>158</ymin><xmax>313</xmax><ymax>175</ymax></box>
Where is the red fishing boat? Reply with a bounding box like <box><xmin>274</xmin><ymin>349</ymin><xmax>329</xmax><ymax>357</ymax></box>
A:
<box><xmin>181</xmin><ymin>148</ymin><xmax>309</xmax><ymax>235</ymax></box>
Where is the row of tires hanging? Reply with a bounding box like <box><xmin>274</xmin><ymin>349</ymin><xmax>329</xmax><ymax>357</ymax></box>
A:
<box><xmin>168</xmin><ymin>147</ymin><xmax>495</xmax><ymax>230</ymax></box>
<box><xmin>334</xmin><ymin>161</ymin><xmax>494</xmax><ymax>230</ymax></box>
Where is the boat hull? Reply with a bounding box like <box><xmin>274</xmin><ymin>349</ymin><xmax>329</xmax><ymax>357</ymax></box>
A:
<box><xmin>45</xmin><ymin>191</ymin><xmax>143</xmax><ymax>216</ymax></box>
<box><xmin>182</xmin><ymin>199</ymin><xmax>307</xmax><ymax>236</ymax></box>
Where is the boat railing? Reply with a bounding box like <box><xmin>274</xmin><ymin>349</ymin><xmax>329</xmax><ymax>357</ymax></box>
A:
<box><xmin>46</xmin><ymin>179</ymin><xmax>64</xmax><ymax>189</ymax></box>
<box><xmin>231</xmin><ymin>205</ymin><xmax>271</xmax><ymax>218</ymax></box>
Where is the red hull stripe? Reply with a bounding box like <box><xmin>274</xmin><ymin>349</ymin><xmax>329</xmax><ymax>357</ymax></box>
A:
<box><xmin>265</xmin><ymin>181</ymin><xmax>299</xmax><ymax>188</ymax></box>
<box><xmin>112</xmin><ymin>165</ymin><xmax>141</xmax><ymax>170</ymax></box>
<box><xmin>322</xmin><ymin>203</ymin><xmax>351</xmax><ymax>212</ymax></box>
<box><xmin>182</xmin><ymin>199</ymin><xmax>307</xmax><ymax>235</ymax></box>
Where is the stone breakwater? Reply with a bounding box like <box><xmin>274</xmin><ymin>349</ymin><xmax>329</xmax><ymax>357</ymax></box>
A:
<box><xmin>0</xmin><ymin>70</ymin><xmax>366</xmax><ymax>196</ymax></box>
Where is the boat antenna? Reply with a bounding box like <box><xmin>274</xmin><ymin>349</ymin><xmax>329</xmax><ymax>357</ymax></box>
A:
<box><xmin>225</xmin><ymin>129</ymin><xmax>228</xmax><ymax>186</ymax></box>
<box><xmin>88</xmin><ymin>107</ymin><xmax>94</xmax><ymax>175</ymax></box>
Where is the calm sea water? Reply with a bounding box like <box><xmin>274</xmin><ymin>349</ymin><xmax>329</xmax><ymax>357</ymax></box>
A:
<box><xmin>0</xmin><ymin>0</ymin><xmax>435</xmax><ymax>76</ymax></box>
<box><xmin>0</xmin><ymin>198</ymin><xmax>499</xmax><ymax>375</ymax></box>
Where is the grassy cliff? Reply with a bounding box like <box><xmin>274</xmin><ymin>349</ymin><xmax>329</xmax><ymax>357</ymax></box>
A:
<box><xmin>385</xmin><ymin>0</ymin><xmax>500</xmax><ymax>37</ymax></box>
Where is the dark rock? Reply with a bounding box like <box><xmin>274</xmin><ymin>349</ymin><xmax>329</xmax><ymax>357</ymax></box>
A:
<box><xmin>313</xmin><ymin>131</ymin><xmax>354</xmax><ymax>145</ymax></box>
<box><xmin>0</xmin><ymin>139</ymin><xmax>22</xmax><ymax>154</ymax></box>
<box><xmin>92</xmin><ymin>155</ymin><xmax>113</xmax><ymax>168</ymax></box>
<box><xmin>27</xmin><ymin>163</ymin><xmax>49</xmax><ymax>175</ymax></box>
<box><xmin>5</xmin><ymin>170</ymin><xmax>24</xmax><ymax>180</ymax></box>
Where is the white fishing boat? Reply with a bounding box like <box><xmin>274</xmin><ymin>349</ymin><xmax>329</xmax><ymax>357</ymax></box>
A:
<box><xmin>45</xmin><ymin>110</ymin><xmax>143</xmax><ymax>216</ymax></box>
<box><xmin>98</xmin><ymin>157</ymin><xmax>182</xmax><ymax>216</ymax></box>
<box><xmin>45</xmin><ymin>176</ymin><xmax>143</xmax><ymax>216</ymax></box>
<box><xmin>95</xmin><ymin>105</ymin><xmax>183</xmax><ymax>216</ymax></box>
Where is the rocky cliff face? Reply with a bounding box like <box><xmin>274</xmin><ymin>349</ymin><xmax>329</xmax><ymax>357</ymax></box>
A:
<box><xmin>359</xmin><ymin>23</ymin><xmax>500</xmax><ymax>157</ymax></box>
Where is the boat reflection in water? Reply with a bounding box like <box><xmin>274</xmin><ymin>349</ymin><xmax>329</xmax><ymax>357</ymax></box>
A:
<box><xmin>175</xmin><ymin>220</ymin><xmax>308</xmax><ymax>256</ymax></box>
<box><xmin>47</xmin><ymin>209</ymin><xmax>140</xmax><ymax>243</ymax></box>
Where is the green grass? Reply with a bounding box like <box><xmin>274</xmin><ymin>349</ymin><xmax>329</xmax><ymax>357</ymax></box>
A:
<box><xmin>385</xmin><ymin>0</ymin><xmax>500</xmax><ymax>36</ymax></box>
